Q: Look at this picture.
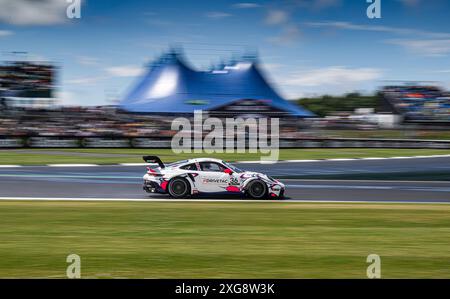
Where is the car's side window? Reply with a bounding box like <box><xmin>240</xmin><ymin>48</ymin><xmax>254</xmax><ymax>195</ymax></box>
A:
<box><xmin>199</xmin><ymin>162</ymin><xmax>225</xmax><ymax>172</ymax></box>
<box><xmin>180</xmin><ymin>163</ymin><xmax>197</xmax><ymax>171</ymax></box>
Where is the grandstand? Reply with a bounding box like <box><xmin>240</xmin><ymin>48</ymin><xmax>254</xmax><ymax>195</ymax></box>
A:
<box><xmin>0</xmin><ymin>61</ymin><xmax>54</xmax><ymax>98</ymax></box>
<box><xmin>0</xmin><ymin>61</ymin><xmax>55</xmax><ymax>108</ymax></box>
<box><xmin>382</xmin><ymin>83</ymin><xmax>450</xmax><ymax>123</ymax></box>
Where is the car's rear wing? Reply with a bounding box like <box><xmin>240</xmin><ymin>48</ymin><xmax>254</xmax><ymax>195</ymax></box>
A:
<box><xmin>142</xmin><ymin>156</ymin><xmax>165</xmax><ymax>168</ymax></box>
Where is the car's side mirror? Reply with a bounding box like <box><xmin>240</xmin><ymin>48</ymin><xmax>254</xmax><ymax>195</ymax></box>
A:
<box><xmin>224</xmin><ymin>168</ymin><xmax>233</xmax><ymax>175</ymax></box>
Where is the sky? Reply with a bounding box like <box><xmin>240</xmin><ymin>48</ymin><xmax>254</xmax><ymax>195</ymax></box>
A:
<box><xmin>0</xmin><ymin>0</ymin><xmax>449</xmax><ymax>106</ymax></box>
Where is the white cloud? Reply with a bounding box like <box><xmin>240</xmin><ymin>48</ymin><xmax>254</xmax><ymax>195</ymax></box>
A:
<box><xmin>0</xmin><ymin>29</ymin><xmax>13</xmax><ymax>36</ymax></box>
<box><xmin>0</xmin><ymin>0</ymin><xmax>77</xmax><ymax>25</ymax></box>
<box><xmin>431</xmin><ymin>69</ymin><xmax>450</xmax><ymax>73</ymax></box>
<box><xmin>307</xmin><ymin>21</ymin><xmax>450</xmax><ymax>56</ymax></box>
<box><xmin>67</xmin><ymin>64</ymin><xmax>143</xmax><ymax>86</ymax></box>
<box><xmin>262</xmin><ymin>1</ymin><xmax>341</xmax><ymax>47</ymax></box>
<box><xmin>265</xmin><ymin>9</ymin><xmax>301</xmax><ymax>45</ymax></box>
<box><xmin>284</xmin><ymin>66</ymin><xmax>383</xmax><ymax>87</ymax></box>
<box><xmin>265</xmin><ymin>10</ymin><xmax>288</xmax><ymax>25</ymax></box>
<box><xmin>387</xmin><ymin>39</ymin><xmax>450</xmax><ymax>57</ymax></box>
<box><xmin>106</xmin><ymin>65</ymin><xmax>145</xmax><ymax>77</ymax></box>
<box><xmin>260</xmin><ymin>63</ymin><xmax>285</xmax><ymax>71</ymax></box>
<box><xmin>305</xmin><ymin>21</ymin><xmax>450</xmax><ymax>39</ymax></box>
<box><xmin>205</xmin><ymin>11</ymin><xmax>233</xmax><ymax>19</ymax></box>
<box><xmin>66</xmin><ymin>76</ymin><xmax>107</xmax><ymax>85</ymax></box>
<box><xmin>77</xmin><ymin>56</ymin><xmax>100</xmax><ymax>67</ymax></box>
<box><xmin>268</xmin><ymin>25</ymin><xmax>300</xmax><ymax>45</ymax></box>
<box><xmin>277</xmin><ymin>66</ymin><xmax>383</xmax><ymax>98</ymax></box>
<box><xmin>54</xmin><ymin>91</ymin><xmax>79</xmax><ymax>106</ymax></box>
<box><xmin>232</xmin><ymin>3</ymin><xmax>262</xmax><ymax>9</ymax></box>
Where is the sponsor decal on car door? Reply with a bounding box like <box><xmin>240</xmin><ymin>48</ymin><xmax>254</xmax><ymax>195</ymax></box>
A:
<box><xmin>198</xmin><ymin>162</ymin><xmax>230</xmax><ymax>193</ymax></box>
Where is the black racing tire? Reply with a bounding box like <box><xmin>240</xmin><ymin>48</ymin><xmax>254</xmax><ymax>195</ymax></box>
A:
<box><xmin>246</xmin><ymin>180</ymin><xmax>268</xmax><ymax>199</ymax></box>
<box><xmin>168</xmin><ymin>177</ymin><xmax>191</xmax><ymax>198</ymax></box>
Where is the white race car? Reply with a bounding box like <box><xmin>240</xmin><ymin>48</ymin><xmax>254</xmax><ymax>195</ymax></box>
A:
<box><xmin>142</xmin><ymin>156</ymin><xmax>285</xmax><ymax>199</ymax></box>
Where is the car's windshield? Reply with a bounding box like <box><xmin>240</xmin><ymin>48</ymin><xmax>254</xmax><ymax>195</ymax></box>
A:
<box><xmin>223</xmin><ymin>161</ymin><xmax>243</xmax><ymax>173</ymax></box>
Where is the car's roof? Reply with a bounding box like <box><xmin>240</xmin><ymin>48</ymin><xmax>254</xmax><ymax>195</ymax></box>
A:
<box><xmin>187</xmin><ymin>158</ymin><xmax>224</xmax><ymax>164</ymax></box>
<box><xmin>167</xmin><ymin>158</ymin><xmax>224</xmax><ymax>166</ymax></box>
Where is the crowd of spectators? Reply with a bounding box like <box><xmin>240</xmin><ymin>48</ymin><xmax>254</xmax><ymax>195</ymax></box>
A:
<box><xmin>1</xmin><ymin>86</ymin><xmax>449</xmax><ymax>139</ymax></box>
<box><xmin>0</xmin><ymin>105</ymin><xmax>305</xmax><ymax>138</ymax></box>
<box><xmin>0</xmin><ymin>61</ymin><xmax>53</xmax><ymax>97</ymax></box>
<box><xmin>0</xmin><ymin>105</ymin><xmax>313</xmax><ymax>139</ymax></box>
<box><xmin>0</xmin><ymin>106</ymin><xmax>177</xmax><ymax>137</ymax></box>
<box><xmin>382</xmin><ymin>85</ymin><xmax>450</xmax><ymax>122</ymax></box>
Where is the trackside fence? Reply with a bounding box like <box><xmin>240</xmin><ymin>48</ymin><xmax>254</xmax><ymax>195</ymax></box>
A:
<box><xmin>0</xmin><ymin>136</ymin><xmax>449</xmax><ymax>149</ymax></box>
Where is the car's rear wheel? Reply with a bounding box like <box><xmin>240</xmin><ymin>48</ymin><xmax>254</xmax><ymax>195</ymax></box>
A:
<box><xmin>168</xmin><ymin>178</ymin><xmax>190</xmax><ymax>198</ymax></box>
<box><xmin>246</xmin><ymin>180</ymin><xmax>268</xmax><ymax>199</ymax></box>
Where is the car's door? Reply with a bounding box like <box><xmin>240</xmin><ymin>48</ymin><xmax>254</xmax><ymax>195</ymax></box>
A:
<box><xmin>197</xmin><ymin>162</ymin><xmax>230</xmax><ymax>193</ymax></box>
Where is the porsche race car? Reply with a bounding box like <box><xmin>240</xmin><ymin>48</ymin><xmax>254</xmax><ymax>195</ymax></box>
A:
<box><xmin>142</xmin><ymin>156</ymin><xmax>285</xmax><ymax>199</ymax></box>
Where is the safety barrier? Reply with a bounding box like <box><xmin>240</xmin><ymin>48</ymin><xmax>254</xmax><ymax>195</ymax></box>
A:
<box><xmin>0</xmin><ymin>136</ymin><xmax>449</xmax><ymax>149</ymax></box>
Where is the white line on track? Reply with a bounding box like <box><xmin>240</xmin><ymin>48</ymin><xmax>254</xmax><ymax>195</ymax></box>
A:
<box><xmin>287</xmin><ymin>184</ymin><xmax>450</xmax><ymax>192</ymax></box>
<box><xmin>325</xmin><ymin>158</ymin><xmax>357</xmax><ymax>161</ymax></box>
<box><xmin>284</xmin><ymin>179</ymin><xmax>450</xmax><ymax>183</ymax></box>
<box><xmin>47</xmin><ymin>164</ymin><xmax>98</xmax><ymax>167</ymax></box>
<box><xmin>284</xmin><ymin>159</ymin><xmax>323</xmax><ymax>163</ymax></box>
<box><xmin>1</xmin><ymin>154</ymin><xmax>449</xmax><ymax>168</ymax></box>
<box><xmin>0</xmin><ymin>197</ymin><xmax>448</xmax><ymax>204</ymax></box>
<box><xmin>0</xmin><ymin>173</ymin><xmax>141</xmax><ymax>179</ymax></box>
<box><xmin>359</xmin><ymin>157</ymin><xmax>388</xmax><ymax>160</ymax></box>
<box><xmin>238</xmin><ymin>155</ymin><xmax>450</xmax><ymax>164</ymax></box>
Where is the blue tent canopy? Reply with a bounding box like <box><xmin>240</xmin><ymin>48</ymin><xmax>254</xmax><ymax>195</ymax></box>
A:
<box><xmin>120</xmin><ymin>51</ymin><xmax>314</xmax><ymax>117</ymax></box>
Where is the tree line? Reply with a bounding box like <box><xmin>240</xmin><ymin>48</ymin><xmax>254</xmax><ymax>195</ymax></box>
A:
<box><xmin>296</xmin><ymin>92</ymin><xmax>385</xmax><ymax>117</ymax></box>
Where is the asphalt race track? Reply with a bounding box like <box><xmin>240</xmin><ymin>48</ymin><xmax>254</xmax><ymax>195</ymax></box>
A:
<box><xmin>0</xmin><ymin>157</ymin><xmax>449</xmax><ymax>203</ymax></box>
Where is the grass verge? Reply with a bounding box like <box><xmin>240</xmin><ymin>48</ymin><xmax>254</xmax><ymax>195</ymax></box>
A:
<box><xmin>0</xmin><ymin>148</ymin><xmax>449</xmax><ymax>165</ymax></box>
<box><xmin>0</xmin><ymin>201</ymin><xmax>449</xmax><ymax>278</ymax></box>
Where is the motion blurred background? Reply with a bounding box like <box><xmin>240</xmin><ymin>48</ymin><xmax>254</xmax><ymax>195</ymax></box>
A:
<box><xmin>0</xmin><ymin>0</ymin><xmax>449</xmax><ymax>148</ymax></box>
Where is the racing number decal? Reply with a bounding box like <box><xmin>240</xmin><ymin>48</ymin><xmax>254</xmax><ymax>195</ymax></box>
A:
<box><xmin>229</xmin><ymin>177</ymin><xmax>239</xmax><ymax>186</ymax></box>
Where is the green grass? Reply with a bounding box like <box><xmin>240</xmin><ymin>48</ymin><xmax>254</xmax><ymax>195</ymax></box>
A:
<box><xmin>318</xmin><ymin>129</ymin><xmax>450</xmax><ymax>140</ymax></box>
<box><xmin>0</xmin><ymin>148</ymin><xmax>449</xmax><ymax>165</ymax></box>
<box><xmin>280</xmin><ymin>171</ymin><xmax>450</xmax><ymax>181</ymax></box>
<box><xmin>0</xmin><ymin>201</ymin><xmax>449</xmax><ymax>278</ymax></box>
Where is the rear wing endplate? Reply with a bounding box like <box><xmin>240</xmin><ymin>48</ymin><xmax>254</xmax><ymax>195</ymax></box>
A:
<box><xmin>142</xmin><ymin>156</ymin><xmax>165</xmax><ymax>168</ymax></box>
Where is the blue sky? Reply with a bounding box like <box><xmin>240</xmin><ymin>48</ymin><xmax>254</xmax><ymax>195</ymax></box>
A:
<box><xmin>0</xmin><ymin>0</ymin><xmax>449</xmax><ymax>105</ymax></box>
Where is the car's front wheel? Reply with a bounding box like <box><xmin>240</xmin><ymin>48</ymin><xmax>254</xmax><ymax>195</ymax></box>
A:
<box><xmin>168</xmin><ymin>178</ymin><xmax>191</xmax><ymax>198</ymax></box>
<box><xmin>246</xmin><ymin>180</ymin><xmax>268</xmax><ymax>199</ymax></box>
